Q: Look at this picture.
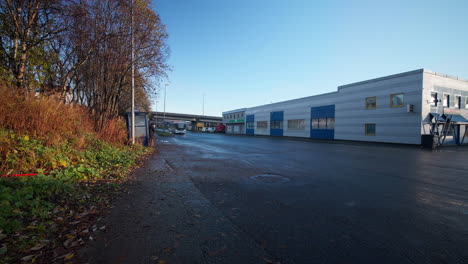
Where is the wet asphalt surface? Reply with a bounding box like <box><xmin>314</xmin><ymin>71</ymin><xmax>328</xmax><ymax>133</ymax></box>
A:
<box><xmin>84</xmin><ymin>132</ymin><xmax>468</xmax><ymax>264</ymax></box>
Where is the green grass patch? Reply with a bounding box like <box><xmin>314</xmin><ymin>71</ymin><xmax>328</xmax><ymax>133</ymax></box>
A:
<box><xmin>0</xmin><ymin>129</ymin><xmax>151</xmax><ymax>234</ymax></box>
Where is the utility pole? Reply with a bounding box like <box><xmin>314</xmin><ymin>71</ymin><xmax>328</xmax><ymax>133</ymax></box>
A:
<box><xmin>154</xmin><ymin>100</ymin><xmax>159</xmax><ymax>128</ymax></box>
<box><xmin>163</xmin><ymin>83</ymin><xmax>168</xmax><ymax>126</ymax></box>
<box><xmin>130</xmin><ymin>0</ymin><xmax>135</xmax><ymax>144</ymax></box>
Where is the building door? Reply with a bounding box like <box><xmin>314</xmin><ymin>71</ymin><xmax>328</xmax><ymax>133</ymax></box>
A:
<box><xmin>246</xmin><ymin>115</ymin><xmax>255</xmax><ymax>135</ymax></box>
<box><xmin>310</xmin><ymin>105</ymin><xmax>335</xmax><ymax>139</ymax></box>
<box><xmin>270</xmin><ymin>111</ymin><xmax>284</xmax><ymax>136</ymax></box>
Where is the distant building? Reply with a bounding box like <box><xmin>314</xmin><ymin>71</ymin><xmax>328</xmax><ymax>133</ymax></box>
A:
<box><xmin>222</xmin><ymin>108</ymin><xmax>246</xmax><ymax>134</ymax></box>
<box><xmin>222</xmin><ymin>69</ymin><xmax>468</xmax><ymax>146</ymax></box>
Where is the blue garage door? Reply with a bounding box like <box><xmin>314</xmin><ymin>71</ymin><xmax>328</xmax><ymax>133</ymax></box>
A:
<box><xmin>246</xmin><ymin>114</ymin><xmax>255</xmax><ymax>135</ymax></box>
<box><xmin>270</xmin><ymin>111</ymin><xmax>284</xmax><ymax>136</ymax></box>
<box><xmin>311</xmin><ymin>105</ymin><xmax>335</xmax><ymax>139</ymax></box>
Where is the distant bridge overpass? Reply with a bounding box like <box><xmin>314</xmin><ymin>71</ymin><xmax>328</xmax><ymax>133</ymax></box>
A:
<box><xmin>151</xmin><ymin>112</ymin><xmax>222</xmax><ymax>130</ymax></box>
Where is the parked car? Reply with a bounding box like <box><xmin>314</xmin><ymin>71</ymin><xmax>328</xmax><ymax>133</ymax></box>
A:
<box><xmin>207</xmin><ymin>127</ymin><xmax>216</xmax><ymax>133</ymax></box>
<box><xmin>215</xmin><ymin>124</ymin><xmax>226</xmax><ymax>133</ymax></box>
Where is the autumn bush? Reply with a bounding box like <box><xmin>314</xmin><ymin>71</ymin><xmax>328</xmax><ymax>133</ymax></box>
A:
<box><xmin>0</xmin><ymin>85</ymin><xmax>152</xmax><ymax>262</ymax></box>
<box><xmin>0</xmin><ymin>86</ymin><xmax>127</xmax><ymax>147</ymax></box>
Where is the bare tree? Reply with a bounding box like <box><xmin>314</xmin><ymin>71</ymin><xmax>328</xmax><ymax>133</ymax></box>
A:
<box><xmin>0</xmin><ymin>0</ymin><xmax>169</xmax><ymax>131</ymax></box>
<box><xmin>0</xmin><ymin>0</ymin><xmax>64</xmax><ymax>94</ymax></box>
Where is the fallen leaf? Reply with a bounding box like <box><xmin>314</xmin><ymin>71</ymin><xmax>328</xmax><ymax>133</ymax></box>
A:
<box><xmin>63</xmin><ymin>238</ymin><xmax>73</xmax><ymax>248</ymax></box>
<box><xmin>64</xmin><ymin>253</ymin><xmax>74</xmax><ymax>260</ymax></box>
<box><xmin>158</xmin><ymin>260</ymin><xmax>167</xmax><ymax>264</ymax></box>
<box><xmin>21</xmin><ymin>255</ymin><xmax>34</xmax><ymax>261</ymax></box>
<box><xmin>0</xmin><ymin>233</ymin><xmax>6</xmax><ymax>240</ymax></box>
<box><xmin>30</xmin><ymin>244</ymin><xmax>45</xmax><ymax>251</ymax></box>
<box><xmin>65</xmin><ymin>234</ymin><xmax>75</xmax><ymax>239</ymax></box>
<box><xmin>71</xmin><ymin>239</ymin><xmax>84</xmax><ymax>247</ymax></box>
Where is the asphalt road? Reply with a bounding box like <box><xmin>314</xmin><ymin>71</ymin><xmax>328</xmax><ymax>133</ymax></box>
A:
<box><xmin>84</xmin><ymin>132</ymin><xmax>468</xmax><ymax>264</ymax></box>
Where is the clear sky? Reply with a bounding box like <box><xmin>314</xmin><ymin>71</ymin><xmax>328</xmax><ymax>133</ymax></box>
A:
<box><xmin>152</xmin><ymin>0</ymin><xmax>468</xmax><ymax>117</ymax></box>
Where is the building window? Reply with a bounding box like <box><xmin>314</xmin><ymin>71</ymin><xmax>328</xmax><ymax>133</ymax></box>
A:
<box><xmin>390</xmin><ymin>93</ymin><xmax>404</xmax><ymax>107</ymax></box>
<box><xmin>430</xmin><ymin>92</ymin><xmax>438</xmax><ymax>106</ymax></box>
<box><xmin>318</xmin><ymin>118</ymin><xmax>327</xmax><ymax>129</ymax></box>
<box><xmin>366</xmin><ymin>97</ymin><xmax>376</xmax><ymax>109</ymax></box>
<box><xmin>443</xmin><ymin>94</ymin><xmax>450</xmax><ymax>107</ymax></box>
<box><xmin>455</xmin><ymin>96</ymin><xmax>461</xmax><ymax>109</ymax></box>
<box><xmin>257</xmin><ymin>121</ymin><xmax>268</xmax><ymax>129</ymax></box>
<box><xmin>365</xmin><ymin>124</ymin><xmax>376</xmax><ymax>136</ymax></box>
<box><xmin>327</xmin><ymin>118</ymin><xmax>335</xmax><ymax>129</ymax></box>
<box><xmin>311</xmin><ymin>118</ymin><xmax>335</xmax><ymax>129</ymax></box>
<box><xmin>270</xmin><ymin>120</ymin><xmax>283</xmax><ymax>129</ymax></box>
<box><xmin>246</xmin><ymin>121</ymin><xmax>255</xmax><ymax>129</ymax></box>
<box><xmin>287</xmin><ymin>119</ymin><xmax>305</xmax><ymax>130</ymax></box>
<box><xmin>311</xmin><ymin>119</ymin><xmax>319</xmax><ymax>129</ymax></box>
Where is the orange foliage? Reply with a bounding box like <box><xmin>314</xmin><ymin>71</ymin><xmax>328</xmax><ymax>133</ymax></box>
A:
<box><xmin>0</xmin><ymin>86</ymin><xmax>127</xmax><ymax>145</ymax></box>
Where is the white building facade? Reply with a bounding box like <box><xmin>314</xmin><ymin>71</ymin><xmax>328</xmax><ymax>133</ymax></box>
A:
<box><xmin>222</xmin><ymin>69</ymin><xmax>468</xmax><ymax>145</ymax></box>
<box><xmin>222</xmin><ymin>108</ymin><xmax>246</xmax><ymax>134</ymax></box>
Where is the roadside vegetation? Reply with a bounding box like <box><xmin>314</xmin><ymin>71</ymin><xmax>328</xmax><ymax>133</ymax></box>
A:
<box><xmin>0</xmin><ymin>0</ymin><xmax>169</xmax><ymax>262</ymax></box>
<box><xmin>0</xmin><ymin>89</ymin><xmax>152</xmax><ymax>263</ymax></box>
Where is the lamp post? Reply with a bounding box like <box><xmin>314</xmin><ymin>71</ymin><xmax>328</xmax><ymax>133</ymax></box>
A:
<box><xmin>130</xmin><ymin>0</ymin><xmax>135</xmax><ymax>144</ymax></box>
<box><xmin>154</xmin><ymin>100</ymin><xmax>159</xmax><ymax>128</ymax></box>
<box><xmin>163</xmin><ymin>83</ymin><xmax>168</xmax><ymax>127</ymax></box>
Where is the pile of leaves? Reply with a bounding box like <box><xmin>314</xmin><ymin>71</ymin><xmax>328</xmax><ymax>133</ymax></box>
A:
<box><xmin>0</xmin><ymin>130</ymin><xmax>152</xmax><ymax>263</ymax></box>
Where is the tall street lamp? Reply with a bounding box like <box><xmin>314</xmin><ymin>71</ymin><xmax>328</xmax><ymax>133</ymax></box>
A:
<box><xmin>130</xmin><ymin>0</ymin><xmax>135</xmax><ymax>144</ymax></box>
<box><xmin>163</xmin><ymin>83</ymin><xmax>169</xmax><ymax>126</ymax></box>
<box><xmin>154</xmin><ymin>100</ymin><xmax>159</xmax><ymax>128</ymax></box>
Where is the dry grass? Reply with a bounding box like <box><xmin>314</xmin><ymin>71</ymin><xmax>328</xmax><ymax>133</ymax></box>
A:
<box><xmin>0</xmin><ymin>86</ymin><xmax>127</xmax><ymax>146</ymax></box>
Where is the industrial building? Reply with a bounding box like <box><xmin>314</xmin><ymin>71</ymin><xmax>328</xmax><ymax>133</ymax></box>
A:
<box><xmin>222</xmin><ymin>69</ymin><xmax>468</xmax><ymax>146</ymax></box>
<box><xmin>223</xmin><ymin>108</ymin><xmax>246</xmax><ymax>134</ymax></box>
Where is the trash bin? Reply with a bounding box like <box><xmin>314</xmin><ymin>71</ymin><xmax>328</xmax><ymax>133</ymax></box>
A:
<box><xmin>125</xmin><ymin>112</ymin><xmax>150</xmax><ymax>146</ymax></box>
<box><xmin>421</xmin><ymin>135</ymin><xmax>438</xmax><ymax>149</ymax></box>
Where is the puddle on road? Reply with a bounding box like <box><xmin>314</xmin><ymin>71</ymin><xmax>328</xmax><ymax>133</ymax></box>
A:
<box><xmin>250</xmin><ymin>174</ymin><xmax>290</xmax><ymax>184</ymax></box>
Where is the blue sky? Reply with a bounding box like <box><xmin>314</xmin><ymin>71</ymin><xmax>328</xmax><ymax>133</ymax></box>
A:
<box><xmin>152</xmin><ymin>0</ymin><xmax>468</xmax><ymax>116</ymax></box>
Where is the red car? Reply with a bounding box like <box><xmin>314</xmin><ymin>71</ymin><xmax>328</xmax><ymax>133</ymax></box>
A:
<box><xmin>215</xmin><ymin>124</ymin><xmax>226</xmax><ymax>133</ymax></box>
